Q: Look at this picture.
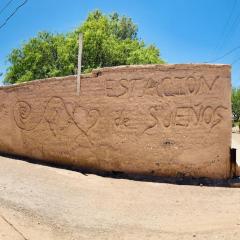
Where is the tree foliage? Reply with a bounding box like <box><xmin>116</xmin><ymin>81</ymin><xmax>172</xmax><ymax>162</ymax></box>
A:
<box><xmin>4</xmin><ymin>10</ymin><xmax>165</xmax><ymax>84</ymax></box>
<box><xmin>232</xmin><ymin>87</ymin><xmax>240</xmax><ymax>122</ymax></box>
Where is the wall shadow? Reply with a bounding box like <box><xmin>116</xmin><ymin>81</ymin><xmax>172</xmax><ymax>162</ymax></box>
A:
<box><xmin>0</xmin><ymin>151</ymin><xmax>239</xmax><ymax>188</ymax></box>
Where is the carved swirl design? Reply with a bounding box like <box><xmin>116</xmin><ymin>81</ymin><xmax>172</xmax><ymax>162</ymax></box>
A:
<box><xmin>13</xmin><ymin>101</ymin><xmax>42</xmax><ymax>131</ymax></box>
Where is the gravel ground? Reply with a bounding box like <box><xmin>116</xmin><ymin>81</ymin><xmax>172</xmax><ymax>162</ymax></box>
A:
<box><xmin>0</xmin><ymin>150</ymin><xmax>240</xmax><ymax>239</ymax></box>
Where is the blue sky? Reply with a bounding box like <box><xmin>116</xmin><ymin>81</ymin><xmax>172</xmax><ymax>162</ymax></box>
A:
<box><xmin>0</xmin><ymin>0</ymin><xmax>240</xmax><ymax>86</ymax></box>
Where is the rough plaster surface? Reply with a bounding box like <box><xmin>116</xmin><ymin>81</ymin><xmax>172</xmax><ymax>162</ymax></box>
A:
<box><xmin>0</xmin><ymin>64</ymin><xmax>232</xmax><ymax>179</ymax></box>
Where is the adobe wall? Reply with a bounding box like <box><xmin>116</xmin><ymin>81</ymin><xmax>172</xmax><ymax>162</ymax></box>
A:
<box><xmin>0</xmin><ymin>64</ymin><xmax>233</xmax><ymax>179</ymax></box>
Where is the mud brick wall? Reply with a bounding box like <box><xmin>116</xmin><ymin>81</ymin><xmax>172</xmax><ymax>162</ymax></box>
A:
<box><xmin>0</xmin><ymin>64</ymin><xmax>233</xmax><ymax>179</ymax></box>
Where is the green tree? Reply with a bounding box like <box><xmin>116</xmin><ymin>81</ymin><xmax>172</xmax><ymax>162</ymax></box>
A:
<box><xmin>232</xmin><ymin>87</ymin><xmax>240</xmax><ymax>122</ymax></box>
<box><xmin>4</xmin><ymin>10</ymin><xmax>165</xmax><ymax>84</ymax></box>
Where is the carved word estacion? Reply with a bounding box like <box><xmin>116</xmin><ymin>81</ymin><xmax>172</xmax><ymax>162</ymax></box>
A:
<box><xmin>106</xmin><ymin>75</ymin><xmax>219</xmax><ymax>98</ymax></box>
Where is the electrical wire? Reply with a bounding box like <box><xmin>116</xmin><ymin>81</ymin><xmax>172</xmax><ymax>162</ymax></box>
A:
<box><xmin>0</xmin><ymin>0</ymin><xmax>28</xmax><ymax>30</ymax></box>
<box><xmin>215</xmin><ymin>0</ymin><xmax>237</xmax><ymax>53</ymax></box>
<box><xmin>221</xmin><ymin>11</ymin><xmax>240</xmax><ymax>51</ymax></box>
<box><xmin>205</xmin><ymin>44</ymin><xmax>240</xmax><ymax>63</ymax></box>
<box><xmin>0</xmin><ymin>0</ymin><xmax>15</xmax><ymax>15</ymax></box>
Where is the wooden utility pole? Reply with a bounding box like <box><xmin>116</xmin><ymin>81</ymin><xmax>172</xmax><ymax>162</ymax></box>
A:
<box><xmin>77</xmin><ymin>33</ymin><xmax>83</xmax><ymax>95</ymax></box>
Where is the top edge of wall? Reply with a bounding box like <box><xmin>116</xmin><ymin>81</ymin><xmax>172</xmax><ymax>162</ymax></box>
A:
<box><xmin>0</xmin><ymin>63</ymin><xmax>231</xmax><ymax>90</ymax></box>
<box><xmin>92</xmin><ymin>63</ymin><xmax>231</xmax><ymax>73</ymax></box>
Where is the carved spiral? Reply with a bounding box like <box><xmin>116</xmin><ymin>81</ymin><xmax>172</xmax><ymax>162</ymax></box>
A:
<box><xmin>14</xmin><ymin>101</ymin><xmax>42</xmax><ymax>131</ymax></box>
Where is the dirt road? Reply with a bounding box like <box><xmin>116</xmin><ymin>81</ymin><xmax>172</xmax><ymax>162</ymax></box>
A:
<box><xmin>0</xmin><ymin>152</ymin><xmax>240</xmax><ymax>240</ymax></box>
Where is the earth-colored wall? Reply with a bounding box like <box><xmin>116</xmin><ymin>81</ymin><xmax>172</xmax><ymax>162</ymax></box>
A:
<box><xmin>0</xmin><ymin>64</ymin><xmax>233</xmax><ymax>179</ymax></box>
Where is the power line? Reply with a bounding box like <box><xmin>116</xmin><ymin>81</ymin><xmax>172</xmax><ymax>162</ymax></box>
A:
<box><xmin>0</xmin><ymin>0</ymin><xmax>15</xmax><ymax>15</ymax></box>
<box><xmin>205</xmin><ymin>44</ymin><xmax>240</xmax><ymax>63</ymax></box>
<box><xmin>0</xmin><ymin>0</ymin><xmax>28</xmax><ymax>30</ymax></box>
<box><xmin>220</xmin><ymin>9</ymin><xmax>240</xmax><ymax>51</ymax></box>
<box><xmin>214</xmin><ymin>0</ymin><xmax>237</xmax><ymax>53</ymax></box>
<box><xmin>206</xmin><ymin>1</ymin><xmax>240</xmax><ymax>64</ymax></box>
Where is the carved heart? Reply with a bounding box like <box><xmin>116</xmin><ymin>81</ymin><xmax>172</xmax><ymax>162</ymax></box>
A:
<box><xmin>73</xmin><ymin>107</ymin><xmax>99</xmax><ymax>133</ymax></box>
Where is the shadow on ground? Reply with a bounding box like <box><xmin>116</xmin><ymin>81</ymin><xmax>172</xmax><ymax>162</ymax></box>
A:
<box><xmin>0</xmin><ymin>151</ymin><xmax>239</xmax><ymax>188</ymax></box>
